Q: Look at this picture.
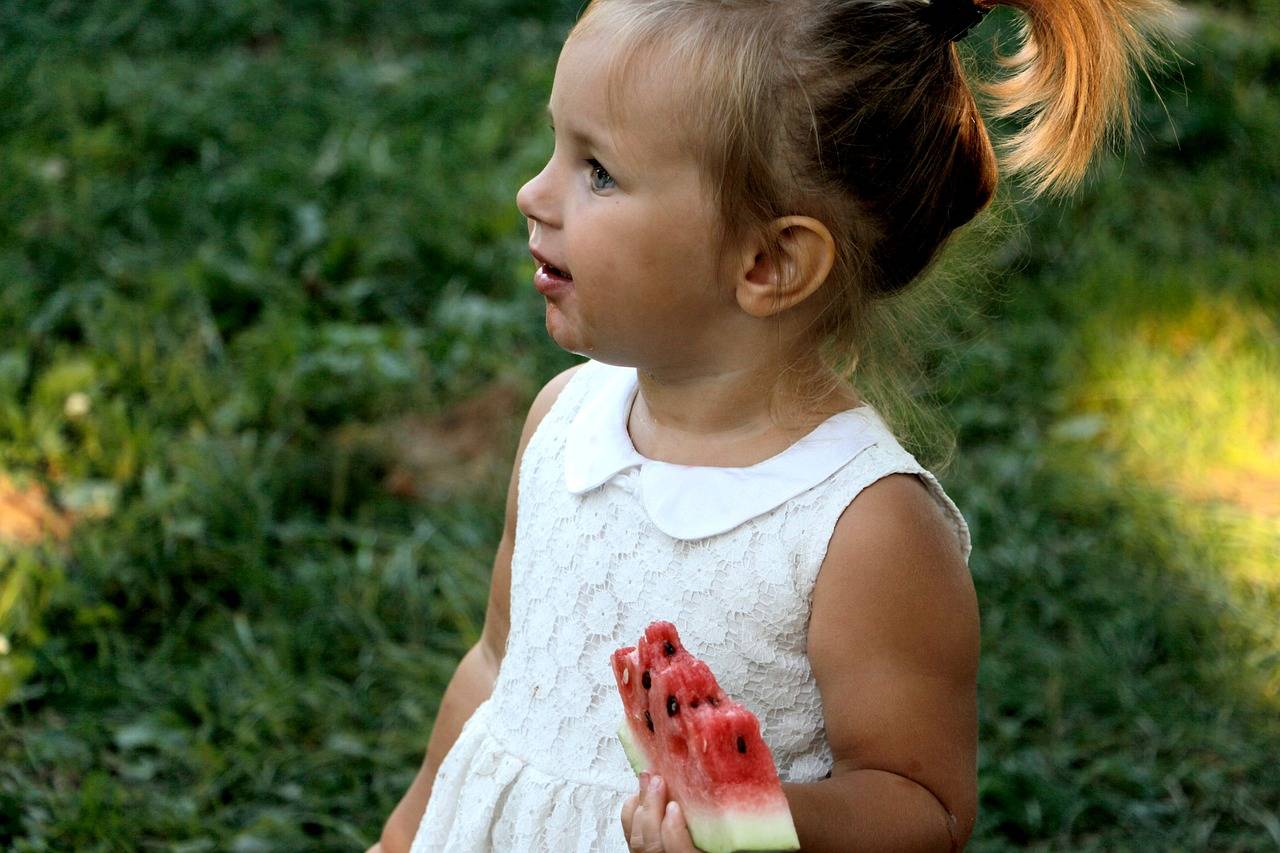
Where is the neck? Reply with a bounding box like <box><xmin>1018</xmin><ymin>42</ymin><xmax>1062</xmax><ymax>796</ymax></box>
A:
<box><xmin>625</xmin><ymin>352</ymin><xmax>861</xmax><ymax>466</ymax></box>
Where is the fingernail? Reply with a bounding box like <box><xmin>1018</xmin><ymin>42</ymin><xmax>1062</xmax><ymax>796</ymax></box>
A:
<box><xmin>639</xmin><ymin>771</ymin><xmax>650</xmax><ymax>788</ymax></box>
<box><xmin>666</xmin><ymin>801</ymin><xmax>678</xmax><ymax>820</ymax></box>
<box><xmin>650</xmin><ymin>775</ymin><xmax>662</xmax><ymax>793</ymax></box>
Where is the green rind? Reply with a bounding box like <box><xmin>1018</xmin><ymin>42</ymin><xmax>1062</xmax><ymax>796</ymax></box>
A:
<box><xmin>617</xmin><ymin>719</ymin><xmax>651</xmax><ymax>775</ymax></box>
<box><xmin>616</xmin><ymin>718</ymin><xmax>798</xmax><ymax>852</ymax></box>
<box><xmin>684</xmin><ymin>806</ymin><xmax>801</xmax><ymax>853</ymax></box>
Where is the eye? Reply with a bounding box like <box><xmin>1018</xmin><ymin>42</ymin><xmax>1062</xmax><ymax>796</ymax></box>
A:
<box><xmin>587</xmin><ymin>159</ymin><xmax>615</xmax><ymax>191</ymax></box>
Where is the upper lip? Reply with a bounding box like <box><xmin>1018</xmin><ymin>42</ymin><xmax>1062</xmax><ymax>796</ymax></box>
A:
<box><xmin>529</xmin><ymin>246</ymin><xmax>570</xmax><ymax>277</ymax></box>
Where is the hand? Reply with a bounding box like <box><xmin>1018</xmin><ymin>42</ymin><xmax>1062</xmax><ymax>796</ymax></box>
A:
<box><xmin>620</xmin><ymin>772</ymin><xmax>702</xmax><ymax>853</ymax></box>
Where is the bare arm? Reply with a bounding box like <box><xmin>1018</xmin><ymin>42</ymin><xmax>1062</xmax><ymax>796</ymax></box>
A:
<box><xmin>786</xmin><ymin>473</ymin><xmax>980</xmax><ymax>852</ymax></box>
<box><xmin>375</xmin><ymin>363</ymin><xmax>585</xmax><ymax>853</ymax></box>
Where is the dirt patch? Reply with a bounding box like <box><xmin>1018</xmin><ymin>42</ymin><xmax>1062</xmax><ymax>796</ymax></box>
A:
<box><xmin>339</xmin><ymin>378</ymin><xmax>529</xmax><ymax>502</ymax></box>
<box><xmin>1170</xmin><ymin>466</ymin><xmax>1280</xmax><ymax>520</ymax></box>
<box><xmin>0</xmin><ymin>474</ymin><xmax>73</xmax><ymax>546</ymax></box>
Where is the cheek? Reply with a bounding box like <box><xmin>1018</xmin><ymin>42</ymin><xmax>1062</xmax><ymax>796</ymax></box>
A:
<box><xmin>570</xmin><ymin>192</ymin><xmax>724</xmax><ymax>314</ymax></box>
<box><xmin>649</xmin><ymin>219</ymin><xmax>725</xmax><ymax>304</ymax></box>
<box><xmin>656</xmin><ymin>191</ymin><xmax>722</xmax><ymax>269</ymax></box>
<box><xmin>631</xmin><ymin>200</ymin><xmax>715</xmax><ymax>271</ymax></box>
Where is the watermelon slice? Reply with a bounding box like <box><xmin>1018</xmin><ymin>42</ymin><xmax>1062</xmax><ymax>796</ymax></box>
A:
<box><xmin>610</xmin><ymin>621</ymin><xmax>801</xmax><ymax>852</ymax></box>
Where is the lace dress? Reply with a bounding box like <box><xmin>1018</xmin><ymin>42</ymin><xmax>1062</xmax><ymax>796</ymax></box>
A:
<box><xmin>410</xmin><ymin>359</ymin><xmax>971</xmax><ymax>852</ymax></box>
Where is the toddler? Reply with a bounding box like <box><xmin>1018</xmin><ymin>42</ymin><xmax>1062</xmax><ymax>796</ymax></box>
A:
<box><xmin>374</xmin><ymin>0</ymin><xmax>1166</xmax><ymax>849</ymax></box>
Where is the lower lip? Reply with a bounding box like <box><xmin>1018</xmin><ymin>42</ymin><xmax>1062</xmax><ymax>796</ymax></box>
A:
<box><xmin>534</xmin><ymin>264</ymin><xmax>574</xmax><ymax>297</ymax></box>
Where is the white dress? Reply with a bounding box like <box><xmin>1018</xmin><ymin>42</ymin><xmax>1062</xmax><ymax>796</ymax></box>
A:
<box><xmin>410</xmin><ymin>359</ymin><xmax>972</xmax><ymax>852</ymax></box>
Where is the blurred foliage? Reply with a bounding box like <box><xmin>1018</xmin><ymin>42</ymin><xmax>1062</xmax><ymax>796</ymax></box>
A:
<box><xmin>0</xmin><ymin>1</ymin><xmax>1278</xmax><ymax>851</ymax></box>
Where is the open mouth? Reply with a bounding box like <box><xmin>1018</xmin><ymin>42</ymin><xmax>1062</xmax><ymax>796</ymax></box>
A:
<box><xmin>542</xmin><ymin>262</ymin><xmax>573</xmax><ymax>282</ymax></box>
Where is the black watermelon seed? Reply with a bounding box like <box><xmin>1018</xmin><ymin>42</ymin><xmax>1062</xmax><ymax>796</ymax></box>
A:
<box><xmin>737</xmin><ymin>736</ymin><xmax>747</xmax><ymax>754</ymax></box>
<box><xmin>690</xmin><ymin>699</ymin><xmax>700</xmax><ymax>708</ymax></box>
<box><xmin>707</xmin><ymin>697</ymin><xmax>719</xmax><ymax>707</ymax></box>
<box><xmin>666</xmin><ymin>695</ymin><xmax>678</xmax><ymax>716</ymax></box>
<box><xmin>663</xmin><ymin>641</ymin><xmax>676</xmax><ymax>656</ymax></box>
<box><xmin>641</xmin><ymin>671</ymin><xmax>651</xmax><ymax>690</ymax></box>
<box><xmin>644</xmin><ymin>710</ymin><xmax>654</xmax><ymax>733</ymax></box>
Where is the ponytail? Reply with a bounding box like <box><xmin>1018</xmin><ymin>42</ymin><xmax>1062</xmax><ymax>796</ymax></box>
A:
<box><xmin>981</xmin><ymin>0</ymin><xmax>1173</xmax><ymax>195</ymax></box>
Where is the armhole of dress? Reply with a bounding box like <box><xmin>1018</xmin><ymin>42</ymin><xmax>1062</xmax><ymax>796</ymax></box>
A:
<box><xmin>797</xmin><ymin>447</ymin><xmax>973</xmax><ymax>604</ymax></box>
<box><xmin>912</xmin><ymin>468</ymin><xmax>973</xmax><ymax>565</ymax></box>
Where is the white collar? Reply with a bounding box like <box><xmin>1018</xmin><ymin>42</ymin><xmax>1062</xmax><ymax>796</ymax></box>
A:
<box><xmin>564</xmin><ymin>363</ymin><xmax>883</xmax><ymax>540</ymax></box>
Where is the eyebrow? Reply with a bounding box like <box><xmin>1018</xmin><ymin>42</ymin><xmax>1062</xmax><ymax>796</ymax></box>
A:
<box><xmin>545</xmin><ymin>103</ymin><xmax>609</xmax><ymax>152</ymax></box>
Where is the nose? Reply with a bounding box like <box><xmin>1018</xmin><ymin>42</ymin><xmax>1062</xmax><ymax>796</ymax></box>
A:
<box><xmin>516</xmin><ymin>160</ymin><xmax>560</xmax><ymax>230</ymax></box>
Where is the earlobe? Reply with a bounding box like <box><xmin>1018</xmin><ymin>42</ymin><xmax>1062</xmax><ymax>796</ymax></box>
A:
<box><xmin>736</xmin><ymin>216</ymin><xmax>836</xmax><ymax>319</ymax></box>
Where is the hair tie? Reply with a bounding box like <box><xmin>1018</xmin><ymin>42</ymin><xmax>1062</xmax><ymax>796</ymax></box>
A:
<box><xmin>920</xmin><ymin>0</ymin><xmax>989</xmax><ymax>42</ymax></box>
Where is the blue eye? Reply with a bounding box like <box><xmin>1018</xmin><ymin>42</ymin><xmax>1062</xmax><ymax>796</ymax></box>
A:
<box><xmin>588</xmin><ymin>159</ymin><xmax>615</xmax><ymax>191</ymax></box>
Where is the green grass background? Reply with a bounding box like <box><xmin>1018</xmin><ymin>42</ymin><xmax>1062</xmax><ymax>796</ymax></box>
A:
<box><xmin>1</xmin><ymin>1</ymin><xmax>1277</xmax><ymax>850</ymax></box>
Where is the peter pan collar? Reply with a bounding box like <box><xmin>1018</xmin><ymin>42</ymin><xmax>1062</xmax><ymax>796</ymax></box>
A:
<box><xmin>564</xmin><ymin>363</ymin><xmax>883</xmax><ymax>540</ymax></box>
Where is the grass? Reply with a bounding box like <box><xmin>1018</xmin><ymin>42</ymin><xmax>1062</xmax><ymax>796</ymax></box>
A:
<box><xmin>2</xmin><ymin>1</ymin><xmax>1278</xmax><ymax>850</ymax></box>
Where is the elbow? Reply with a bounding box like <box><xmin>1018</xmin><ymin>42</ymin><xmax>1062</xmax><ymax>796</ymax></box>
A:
<box><xmin>943</xmin><ymin>796</ymin><xmax>976</xmax><ymax>851</ymax></box>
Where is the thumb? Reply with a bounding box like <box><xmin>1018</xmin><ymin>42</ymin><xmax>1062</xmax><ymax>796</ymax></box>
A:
<box><xmin>660</xmin><ymin>800</ymin><xmax>702</xmax><ymax>852</ymax></box>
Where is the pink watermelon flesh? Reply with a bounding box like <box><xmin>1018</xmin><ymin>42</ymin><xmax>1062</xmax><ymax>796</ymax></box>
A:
<box><xmin>610</xmin><ymin>621</ymin><xmax>800</xmax><ymax>852</ymax></box>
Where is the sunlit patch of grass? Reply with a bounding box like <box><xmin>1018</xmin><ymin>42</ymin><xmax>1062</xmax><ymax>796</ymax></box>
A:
<box><xmin>1043</xmin><ymin>262</ymin><xmax>1280</xmax><ymax>720</ymax></box>
<box><xmin>1094</xmin><ymin>297</ymin><xmax>1279</xmax><ymax>492</ymax></box>
<box><xmin>1055</xmin><ymin>262</ymin><xmax>1280</xmax><ymax>587</ymax></box>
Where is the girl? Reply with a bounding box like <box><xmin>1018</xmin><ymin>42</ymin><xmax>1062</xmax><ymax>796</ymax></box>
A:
<box><xmin>374</xmin><ymin>0</ymin><xmax>1167</xmax><ymax>849</ymax></box>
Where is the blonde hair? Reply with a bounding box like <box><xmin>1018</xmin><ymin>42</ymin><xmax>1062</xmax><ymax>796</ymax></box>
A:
<box><xmin>571</xmin><ymin>0</ymin><xmax>1169</xmax><ymax>456</ymax></box>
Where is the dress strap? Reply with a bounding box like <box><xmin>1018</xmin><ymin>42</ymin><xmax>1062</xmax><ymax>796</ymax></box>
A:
<box><xmin>790</xmin><ymin>439</ymin><xmax>973</xmax><ymax>601</ymax></box>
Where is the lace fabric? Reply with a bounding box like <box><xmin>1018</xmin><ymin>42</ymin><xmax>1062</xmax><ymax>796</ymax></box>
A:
<box><xmin>411</xmin><ymin>360</ymin><xmax>971</xmax><ymax>852</ymax></box>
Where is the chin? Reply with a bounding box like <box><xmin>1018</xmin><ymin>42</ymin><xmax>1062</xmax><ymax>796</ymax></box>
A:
<box><xmin>544</xmin><ymin>302</ymin><xmax>629</xmax><ymax>362</ymax></box>
<box><xmin>544</xmin><ymin>304</ymin><xmax>586</xmax><ymax>355</ymax></box>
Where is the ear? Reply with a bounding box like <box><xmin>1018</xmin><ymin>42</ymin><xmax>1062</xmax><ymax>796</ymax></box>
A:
<box><xmin>734</xmin><ymin>216</ymin><xmax>836</xmax><ymax>319</ymax></box>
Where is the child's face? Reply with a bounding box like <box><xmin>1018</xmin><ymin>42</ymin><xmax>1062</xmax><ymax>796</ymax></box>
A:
<box><xmin>516</xmin><ymin>27</ymin><xmax>733</xmax><ymax>367</ymax></box>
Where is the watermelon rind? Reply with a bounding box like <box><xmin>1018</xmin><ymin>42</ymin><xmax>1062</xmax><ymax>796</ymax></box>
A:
<box><xmin>619</xmin><ymin>715</ymin><xmax>800</xmax><ymax>852</ymax></box>
<box><xmin>684</xmin><ymin>805</ymin><xmax>802</xmax><ymax>853</ymax></box>
<box><xmin>616</xmin><ymin>719</ymin><xmax>651</xmax><ymax>775</ymax></box>
<box><xmin>611</xmin><ymin>621</ymin><xmax>801</xmax><ymax>852</ymax></box>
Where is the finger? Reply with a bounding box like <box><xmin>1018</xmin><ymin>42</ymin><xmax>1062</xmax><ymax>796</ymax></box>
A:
<box><xmin>628</xmin><ymin>799</ymin><xmax>650</xmax><ymax>853</ymax></box>
<box><xmin>661</xmin><ymin>800</ymin><xmax>701</xmax><ymax>853</ymax></box>
<box><xmin>636</xmin><ymin>775</ymin><xmax>667</xmax><ymax>850</ymax></box>
<box><xmin>620</xmin><ymin>793</ymin><xmax>639</xmax><ymax>837</ymax></box>
<box><xmin>629</xmin><ymin>778</ymin><xmax>656</xmax><ymax>851</ymax></box>
<box><xmin>626</xmin><ymin>773</ymin><xmax>651</xmax><ymax>850</ymax></box>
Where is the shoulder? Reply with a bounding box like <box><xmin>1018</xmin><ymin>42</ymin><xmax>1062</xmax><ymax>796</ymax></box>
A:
<box><xmin>505</xmin><ymin>361</ymin><xmax>588</xmax><ymax>511</ymax></box>
<box><xmin>521</xmin><ymin>361</ymin><xmax>589</xmax><ymax>439</ymax></box>
<box><xmin>827</xmin><ymin>471</ymin><xmax>968</xmax><ymax>577</ymax></box>
<box><xmin>810</xmin><ymin>472</ymin><xmax>977</xmax><ymax>676</ymax></box>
